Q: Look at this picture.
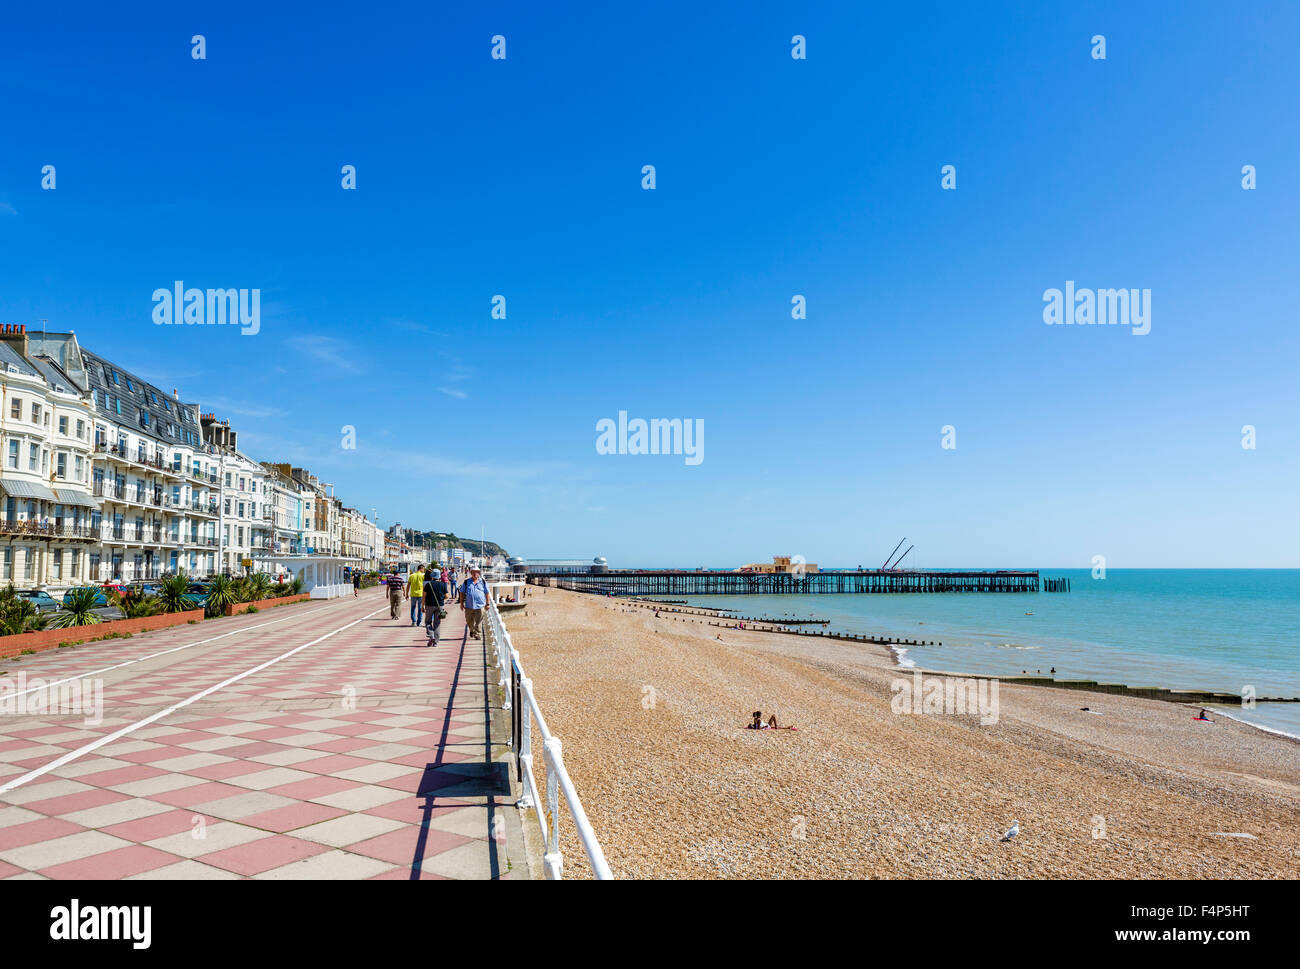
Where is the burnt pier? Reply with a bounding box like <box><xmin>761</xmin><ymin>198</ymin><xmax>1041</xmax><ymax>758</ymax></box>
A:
<box><xmin>527</xmin><ymin>569</ymin><xmax>1041</xmax><ymax>596</ymax></box>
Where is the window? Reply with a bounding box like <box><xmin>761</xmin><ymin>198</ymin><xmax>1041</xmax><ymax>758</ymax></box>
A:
<box><xmin>28</xmin><ymin>443</ymin><xmax>38</xmax><ymax>470</ymax></box>
<box><xmin>75</xmin><ymin>419</ymin><xmax>84</xmax><ymax>438</ymax></box>
<box><xmin>224</xmin><ymin>498</ymin><xmax>231</xmax><ymax>514</ymax></box>
<box><xmin>126</xmin><ymin>378</ymin><xmax>134</xmax><ymax>392</ymax></box>
<box><xmin>9</xmin><ymin>397</ymin><xmax>19</xmax><ymax>419</ymax></box>
<box><xmin>238</xmin><ymin>502</ymin><xmax>245</xmax><ymax>518</ymax></box>
<box><xmin>112</xmin><ymin>370</ymin><xmax>119</xmax><ymax>385</ymax></box>
<box><xmin>59</xmin><ymin>415</ymin><xmax>68</xmax><ymax>435</ymax></box>
<box><xmin>225</xmin><ymin>472</ymin><xmax>232</xmax><ymax>486</ymax></box>
<box><xmin>23</xmin><ymin>546</ymin><xmax>35</xmax><ymax>581</ymax></box>
<box><xmin>52</xmin><ymin>549</ymin><xmax>62</xmax><ymax>581</ymax></box>
<box><xmin>75</xmin><ymin>455</ymin><xmax>84</xmax><ymax>480</ymax></box>
<box><xmin>1</xmin><ymin>548</ymin><xmax>9</xmax><ymax>580</ymax></box>
<box><xmin>41</xmin><ymin>450</ymin><xmax>48</xmax><ymax>474</ymax></box>
<box><xmin>30</xmin><ymin>402</ymin><xmax>40</xmax><ymax>422</ymax></box>
<box><xmin>7</xmin><ymin>441</ymin><xmax>16</xmax><ymax>469</ymax></box>
<box><xmin>56</xmin><ymin>452</ymin><xmax>67</xmax><ymax>479</ymax></box>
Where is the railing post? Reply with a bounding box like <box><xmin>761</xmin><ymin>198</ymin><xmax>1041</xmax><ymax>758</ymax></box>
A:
<box><xmin>516</xmin><ymin>675</ymin><xmax>534</xmax><ymax>809</ymax></box>
<box><xmin>543</xmin><ymin>736</ymin><xmax>564</xmax><ymax>879</ymax></box>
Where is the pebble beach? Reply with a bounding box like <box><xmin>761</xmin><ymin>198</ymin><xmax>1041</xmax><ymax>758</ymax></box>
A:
<box><xmin>507</xmin><ymin>588</ymin><xmax>1300</xmax><ymax>879</ymax></box>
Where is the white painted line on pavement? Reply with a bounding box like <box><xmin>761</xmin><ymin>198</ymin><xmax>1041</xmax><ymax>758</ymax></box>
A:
<box><xmin>3</xmin><ymin>591</ymin><xmax>378</xmax><ymax>701</ymax></box>
<box><xmin>0</xmin><ymin>605</ymin><xmax>390</xmax><ymax>796</ymax></box>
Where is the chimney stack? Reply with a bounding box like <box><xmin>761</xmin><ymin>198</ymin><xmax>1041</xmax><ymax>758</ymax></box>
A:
<box><xmin>0</xmin><ymin>323</ymin><xmax>29</xmax><ymax>359</ymax></box>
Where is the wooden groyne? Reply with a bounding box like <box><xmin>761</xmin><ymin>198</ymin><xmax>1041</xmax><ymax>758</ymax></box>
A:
<box><xmin>917</xmin><ymin>670</ymin><xmax>1299</xmax><ymax>708</ymax></box>
<box><xmin>531</xmin><ymin>568</ymin><xmax>1041</xmax><ymax>596</ymax></box>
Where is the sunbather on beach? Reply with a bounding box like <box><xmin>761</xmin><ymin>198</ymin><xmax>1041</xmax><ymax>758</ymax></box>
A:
<box><xmin>747</xmin><ymin>711</ymin><xmax>795</xmax><ymax>730</ymax></box>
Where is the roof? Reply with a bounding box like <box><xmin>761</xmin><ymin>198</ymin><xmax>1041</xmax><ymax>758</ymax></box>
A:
<box><xmin>0</xmin><ymin>341</ymin><xmax>40</xmax><ymax>378</ymax></box>
<box><xmin>54</xmin><ymin>488</ymin><xmax>97</xmax><ymax>508</ymax></box>
<box><xmin>0</xmin><ymin>479</ymin><xmax>58</xmax><ymax>501</ymax></box>
<box><xmin>79</xmin><ymin>348</ymin><xmax>203</xmax><ymax>447</ymax></box>
<box><xmin>28</xmin><ymin>355</ymin><xmax>82</xmax><ymax>396</ymax></box>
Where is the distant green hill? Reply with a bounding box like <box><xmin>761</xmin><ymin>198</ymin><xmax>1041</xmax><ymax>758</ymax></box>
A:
<box><xmin>421</xmin><ymin>531</ymin><xmax>510</xmax><ymax>561</ymax></box>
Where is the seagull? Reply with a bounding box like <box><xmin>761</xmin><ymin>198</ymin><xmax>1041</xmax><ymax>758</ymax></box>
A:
<box><xmin>1000</xmin><ymin>820</ymin><xmax>1019</xmax><ymax>842</ymax></box>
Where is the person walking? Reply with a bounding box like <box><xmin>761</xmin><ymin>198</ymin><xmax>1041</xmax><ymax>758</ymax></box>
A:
<box><xmin>423</xmin><ymin>567</ymin><xmax>448</xmax><ymax>646</ymax></box>
<box><xmin>461</xmin><ymin>565</ymin><xmax>491</xmax><ymax>639</ymax></box>
<box><xmin>352</xmin><ymin>570</ymin><xmax>361</xmax><ymax>598</ymax></box>
<box><xmin>387</xmin><ymin>572</ymin><xmax>402</xmax><ymax>619</ymax></box>
<box><xmin>407</xmin><ymin>564</ymin><xmax>425</xmax><ymax>626</ymax></box>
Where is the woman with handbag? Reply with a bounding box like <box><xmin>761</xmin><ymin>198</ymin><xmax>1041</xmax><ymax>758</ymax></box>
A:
<box><xmin>423</xmin><ymin>567</ymin><xmax>449</xmax><ymax>646</ymax></box>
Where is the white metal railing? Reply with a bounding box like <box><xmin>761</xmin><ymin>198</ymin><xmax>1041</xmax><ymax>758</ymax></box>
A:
<box><xmin>484</xmin><ymin>597</ymin><xmax>612</xmax><ymax>880</ymax></box>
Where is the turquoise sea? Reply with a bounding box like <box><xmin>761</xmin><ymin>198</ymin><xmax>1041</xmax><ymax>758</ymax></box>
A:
<box><xmin>663</xmin><ymin>569</ymin><xmax>1300</xmax><ymax>737</ymax></box>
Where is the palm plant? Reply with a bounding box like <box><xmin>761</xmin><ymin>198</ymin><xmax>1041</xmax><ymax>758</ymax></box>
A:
<box><xmin>156</xmin><ymin>572</ymin><xmax>196</xmax><ymax>613</ymax></box>
<box><xmin>122</xmin><ymin>595</ymin><xmax>163</xmax><ymax>619</ymax></box>
<box><xmin>1</xmin><ymin>600</ymin><xmax>36</xmax><ymax>635</ymax></box>
<box><xmin>0</xmin><ymin>585</ymin><xmax>49</xmax><ymax>635</ymax></box>
<box><xmin>284</xmin><ymin>575</ymin><xmax>305</xmax><ymax>595</ymax></box>
<box><xmin>247</xmin><ymin>572</ymin><xmax>273</xmax><ymax>601</ymax></box>
<box><xmin>49</xmin><ymin>587</ymin><xmax>103</xmax><ymax>628</ymax></box>
<box><xmin>230</xmin><ymin>577</ymin><xmax>253</xmax><ymax>603</ymax></box>
<box><xmin>203</xmin><ymin>574</ymin><xmax>239</xmax><ymax>617</ymax></box>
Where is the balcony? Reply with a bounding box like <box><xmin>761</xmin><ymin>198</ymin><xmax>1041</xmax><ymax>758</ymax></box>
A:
<box><xmin>95</xmin><ymin>562</ymin><xmax>163</xmax><ymax>582</ymax></box>
<box><xmin>0</xmin><ymin>519</ymin><xmax>97</xmax><ymax>542</ymax></box>
<box><xmin>93</xmin><ymin>480</ymin><xmax>126</xmax><ymax>501</ymax></box>
<box><xmin>98</xmin><ymin>523</ymin><xmax>167</xmax><ymax>545</ymax></box>
<box><xmin>95</xmin><ymin>441</ymin><xmax>130</xmax><ymax>464</ymax></box>
<box><xmin>94</xmin><ymin>441</ymin><xmax>184</xmax><ymax>477</ymax></box>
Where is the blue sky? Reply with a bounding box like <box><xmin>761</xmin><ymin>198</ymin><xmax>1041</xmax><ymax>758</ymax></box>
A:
<box><xmin>2</xmin><ymin>1</ymin><xmax>1297</xmax><ymax>567</ymax></box>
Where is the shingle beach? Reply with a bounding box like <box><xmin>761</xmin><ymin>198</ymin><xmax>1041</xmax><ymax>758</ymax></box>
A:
<box><xmin>508</xmin><ymin>588</ymin><xmax>1300</xmax><ymax>879</ymax></box>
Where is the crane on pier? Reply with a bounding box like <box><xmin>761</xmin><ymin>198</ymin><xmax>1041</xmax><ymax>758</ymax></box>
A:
<box><xmin>889</xmin><ymin>545</ymin><xmax>915</xmax><ymax>570</ymax></box>
<box><xmin>881</xmin><ymin>538</ymin><xmax>906</xmax><ymax>570</ymax></box>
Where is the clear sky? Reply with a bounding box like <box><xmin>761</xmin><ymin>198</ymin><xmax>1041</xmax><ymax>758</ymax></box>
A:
<box><xmin>2</xmin><ymin>2</ymin><xmax>1297</xmax><ymax>568</ymax></box>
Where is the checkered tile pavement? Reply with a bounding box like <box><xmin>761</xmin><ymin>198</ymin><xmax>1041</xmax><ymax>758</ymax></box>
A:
<box><xmin>0</xmin><ymin>590</ymin><xmax>525</xmax><ymax>879</ymax></box>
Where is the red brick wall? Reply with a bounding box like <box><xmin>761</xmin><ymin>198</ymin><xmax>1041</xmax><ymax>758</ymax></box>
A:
<box><xmin>0</xmin><ymin>609</ymin><xmax>206</xmax><ymax>660</ymax></box>
<box><xmin>223</xmin><ymin>593</ymin><xmax>311</xmax><ymax>616</ymax></box>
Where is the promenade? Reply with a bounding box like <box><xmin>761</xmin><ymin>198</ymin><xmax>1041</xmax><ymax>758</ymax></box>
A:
<box><xmin>0</xmin><ymin>588</ymin><xmax>527</xmax><ymax>879</ymax></box>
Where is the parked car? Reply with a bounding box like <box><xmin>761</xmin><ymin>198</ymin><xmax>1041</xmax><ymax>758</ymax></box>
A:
<box><xmin>61</xmin><ymin>586</ymin><xmax>125</xmax><ymax>621</ymax></box>
<box><xmin>64</xmin><ymin>586</ymin><xmax>109</xmax><ymax>608</ymax></box>
<box><xmin>186</xmin><ymin>583</ymin><xmax>211</xmax><ymax>608</ymax></box>
<box><xmin>15</xmin><ymin>589</ymin><xmax>61</xmax><ymax>613</ymax></box>
<box><xmin>125</xmin><ymin>581</ymin><xmax>161</xmax><ymax>598</ymax></box>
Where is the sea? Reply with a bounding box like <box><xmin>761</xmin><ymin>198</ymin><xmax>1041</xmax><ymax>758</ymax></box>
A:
<box><xmin>657</xmin><ymin>569</ymin><xmax>1300</xmax><ymax>738</ymax></box>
